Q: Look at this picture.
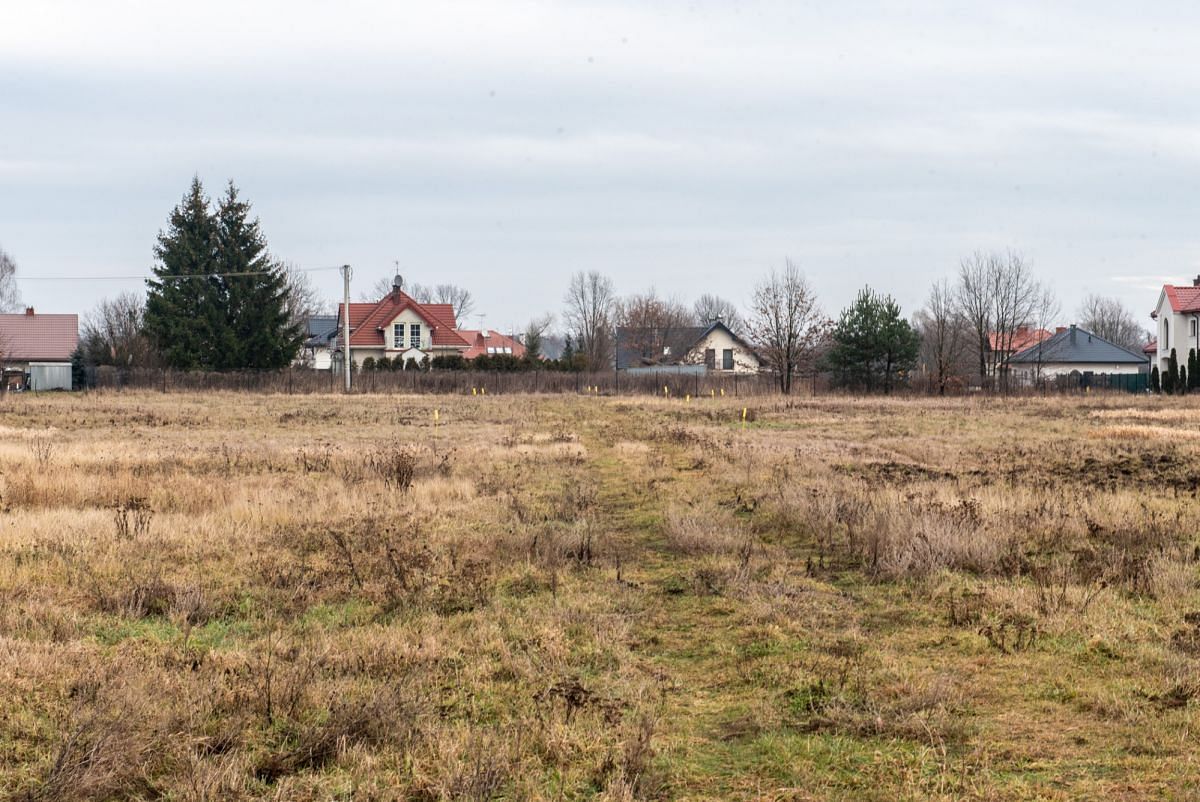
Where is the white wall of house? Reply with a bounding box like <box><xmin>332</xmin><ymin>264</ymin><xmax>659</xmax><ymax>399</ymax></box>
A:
<box><xmin>1013</xmin><ymin>362</ymin><xmax>1145</xmax><ymax>382</ymax></box>
<box><xmin>684</xmin><ymin>328</ymin><xmax>759</xmax><ymax>373</ymax></box>
<box><xmin>1153</xmin><ymin>292</ymin><xmax>1200</xmax><ymax>372</ymax></box>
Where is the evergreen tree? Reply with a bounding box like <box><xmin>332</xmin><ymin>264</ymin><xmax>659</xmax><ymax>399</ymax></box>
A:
<box><xmin>1151</xmin><ymin>364</ymin><xmax>1160</xmax><ymax>393</ymax></box>
<box><xmin>1166</xmin><ymin>348</ymin><xmax>1180</xmax><ymax>394</ymax></box>
<box><xmin>826</xmin><ymin>287</ymin><xmax>920</xmax><ymax>393</ymax></box>
<box><xmin>216</xmin><ymin>183</ymin><xmax>302</xmax><ymax>370</ymax></box>
<box><xmin>561</xmin><ymin>334</ymin><xmax>575</xmax><ymax>368</ymax></box>
<box><xmin>144</xmin><ymin>177</ymin><xmax>223</xmax><ymax>369</ymax></box>
<box><xmin>1182</xmin><ymin>365</ymin><xmax>1188</xmax><ymax>394</ymax></box>
<box><xmin>145</xmin><ymin>178</ymin><xmax>301</xmax><ymax>371</ymax></box>
<box><xmin>1190</xmin><ymin>349</ymin><xmax>1198</xmax><ymax>391</ymax></box>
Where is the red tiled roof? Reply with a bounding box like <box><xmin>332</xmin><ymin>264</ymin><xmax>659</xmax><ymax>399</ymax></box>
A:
<box><xmin>336</xmin><ymin>291</ymin><xmax>470</xmax><ymax>349</ymax></box>
<box><xmin>460</xmin><ymin>330</ymin><xmax>526</xmax><ymax>359</ymax></box>
<box><xmin>0</xmin><ymin>312</ymin><xmax>78</xmax><ymax>361</ymax></box>
<box><xmin>1143</xmin><ymin>339</ymin><xmax>1157</xmax><ymax>354</ymax></box>
<box><xmin>1163</xmin><ymin>285</ymin><xmax>1200</xmax><ymax>314</ymax></box>
<box><xmin>987</xmin><ymin>327</ymin><xmax>1051</xmax><ymax>353</ymax></box>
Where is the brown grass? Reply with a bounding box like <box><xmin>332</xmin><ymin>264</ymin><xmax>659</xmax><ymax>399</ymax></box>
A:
<box><xmin>1</xmin><ymin>390</ymin><xmax>1199</xmax><ymax>799</ymax></box>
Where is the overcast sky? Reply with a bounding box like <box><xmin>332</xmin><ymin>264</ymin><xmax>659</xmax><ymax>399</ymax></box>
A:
<box><xmin>3</xmin><ymin>1</ymin><xmax>1198</xmax><ymax>332</ymax></box>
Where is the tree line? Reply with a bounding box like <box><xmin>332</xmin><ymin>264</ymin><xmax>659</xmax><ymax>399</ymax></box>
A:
<box><xmin>24</xmin><ymin>176</ymin><xmax>1149</xmax><ymax>393</ymax></box>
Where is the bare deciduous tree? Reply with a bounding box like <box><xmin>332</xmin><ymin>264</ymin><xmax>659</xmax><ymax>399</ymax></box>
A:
<box><xmin>358</xmin><ymin>277</ymin><xmax>474</xmax><ymax>324</ymax></box>
<box><xmin>0</xmin><ymin>246</ymin><xmax>21</xmax><ymax>313</ymax></box>
<box><xmin>693</xmin><ymin>293</ymin><xmax>743</xmax><ymax>332</ymax></box>
<box><xmin>956</xmin><ymin>250</ymin><xmax>1055</xmax><ymax>389</ymax></box>
<box><xmin>915</xmin><ymin>279</ymin><xmax>969</xmax><ymax>394</ymax></box>
<box><xmin>616</xmin><ymin>289</ymin><xmax>695</xmax><ymax>365</ymax></box>
<box><xmin>1077</xmin><ymin>294</ymin><xmax>1146</xmax><ymax>352</ymax></box>
<box><xmin>78</xmin><ymin>292</ymin><xmax>156</xmax><ymax>368</ymax></box>
<box><xmin>563</xmin><ymin>270</ymin><xmax>616</xmax><ymax>371</ymax></box>
<box><xmin>283</xmin><ymin>263</ymin><xmax>326</xmax><ymax>330</ymax></box>
<box><xmin>522</xmin><ymin>313</ymin><xmax>554</xmax><ymax>360</ymax></box>
<box><xmin>746</xmin><ymin>260</ymin><xmax>829</xmax><ymax>394</ymax></box>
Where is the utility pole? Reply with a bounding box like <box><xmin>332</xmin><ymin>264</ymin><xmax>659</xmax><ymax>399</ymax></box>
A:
<box><xmin>341</xmin><ymin>264</ymin><xmax>352</xmax><ymax>392</ymax></box>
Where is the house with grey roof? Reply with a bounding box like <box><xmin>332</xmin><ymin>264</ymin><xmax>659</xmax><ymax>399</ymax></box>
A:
<box><xmin>297</xmin><ymin>314</ymin><xmax>339</xmax><ymax>370</ymax></box>
<box><xmin>1008</xmin><ymin>324</ymin><xmax>1148</xmax><ymax>387</ymax></box>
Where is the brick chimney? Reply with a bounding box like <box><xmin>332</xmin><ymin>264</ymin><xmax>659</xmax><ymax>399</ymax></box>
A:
<box><xmin>1055</xmin><ymin>326</ymin><xmax>1067</xmax><ymax>334</ymax></box>
<box><xmin>24</xmin><ymin>307</ymin><xmax>34</xmax><ymax>316</ymax></box>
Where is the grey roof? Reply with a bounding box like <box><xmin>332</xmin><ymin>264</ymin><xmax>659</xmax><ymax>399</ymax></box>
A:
<box><xmin>304</xmin><ymin>314</ymin><xmax>339</xmax><ymax>347</ymax></box>
<box><xmin>1009</xmin><ymin>325</ymin><xmax>1149</xmax><ymax>365</ymax></box>
<box><xmin>616</xmin><ymin>321</ymin><xmax>754</xmax><ymax>369</ymax></box>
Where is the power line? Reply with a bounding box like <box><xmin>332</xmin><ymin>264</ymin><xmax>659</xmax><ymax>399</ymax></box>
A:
<box><xmin>15</xmin><ymin>265</ymin><xmax>344</xmax><ymax>281</ymax></box>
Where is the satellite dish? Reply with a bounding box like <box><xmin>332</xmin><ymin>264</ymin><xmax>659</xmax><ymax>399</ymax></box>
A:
<box><xmin>392</xmin><ymin>274</ymin><xmax>404</xmax><ymax>293</ymax></box>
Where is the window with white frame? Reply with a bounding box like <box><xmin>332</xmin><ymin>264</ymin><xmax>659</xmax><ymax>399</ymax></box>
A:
<box><xmin>1191</xmin><ymin>318</ymin><xmax>1197</xmax><ymax>338</ymax></box>
<box><xmin>393</xmin><ymin>324</ymin><xmax>403</xmax><ymax>347</ymax></box>
<box><xmin>409</xmin><ymin>323</ymin><xmax>421</xmax><ymax>348</ymax></box>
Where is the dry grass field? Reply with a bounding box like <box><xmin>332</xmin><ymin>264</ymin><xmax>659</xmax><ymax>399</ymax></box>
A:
<box><xmin>2</xmin><ymin>390</ymin><xmax>1200</xmax><ymax>800</ymax></box>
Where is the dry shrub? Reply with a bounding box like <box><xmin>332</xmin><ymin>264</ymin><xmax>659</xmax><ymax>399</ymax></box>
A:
<box><xmin>22</xmin><ymin>672</ymin><xmax>183</xmax><ymax>802</ymax></box>
<box><xmin>793</xmin><ymin>672</ymin><xmax>970</xmax><ymax>747</ymax></box>
<box><xmin>366</xmin><ymin>445</ymin><xmax>416</xmax><ymax>490</ymax></box>
<box><xmin>663</xmin><ymin>507</ymin><xmax>745</xmax><ymax>556</ymax></box>
<box><xmin>112</xmin><ymin>497</ymin><xmax>152</xmax><ymax>540</ymax></box>
<box><xmin>28</xmin><ymin>435</ymin><xmax>55</xmax><ymax>468</ymax></box>
<box><xmin>256</xmin><ymin>684</ymin><xmax>422</xmax><ymax>783</ymax></box>
<box><xmin>320</xmin><ymin>518</ymin><xmax>496</xmax><ymax>614</ymax></box>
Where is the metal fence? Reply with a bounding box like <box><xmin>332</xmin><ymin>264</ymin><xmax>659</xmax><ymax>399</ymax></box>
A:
<box><xmin>83</xmin><ymin>366</ymin><xmax>787</xmax><ymax>397</ymax></box>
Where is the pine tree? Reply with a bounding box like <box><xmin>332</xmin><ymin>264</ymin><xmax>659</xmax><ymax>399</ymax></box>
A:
<box><xmin>144</xmin><ymin>177</ymin><xmax>223</xmax><ymax>369</ymax></box>
<box><xmin>826</xmin><ymin>286</ymin><xmax>919</xmax><ymax>393</ymax></box>
<box><xmin>216</xmin><ymin>182</ymin><xmax>302</xmax><ymax>370</ymax></box>
<box><xmin>1151</xmin><ymin>364</ymin><xmax>1160</xmax><ymax>393</ymax></box>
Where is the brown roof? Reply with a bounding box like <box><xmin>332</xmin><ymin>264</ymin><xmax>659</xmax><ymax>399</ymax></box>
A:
<box><xmin>0</xmin><ymin>312</ymin><xmax>79</xmax><ymax>361</ymax></box>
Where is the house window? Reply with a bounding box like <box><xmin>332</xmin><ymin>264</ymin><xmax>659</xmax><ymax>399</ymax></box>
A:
<box><xmin>1164</xmin><ymin>320</ymin><xmax>1169</xmax><ymax>348</ymax></box>
<box><xmin>1192</xmin><ymin>319</ymin><xmax>1197</xmax><ymax>338</ymax></box>
<box><xmin>722</xmin><ymin>349</ymin><xmax>734</xmax><ymax>370</ymax></box>
<box><xmin>409</xmin><ymin>324</ymin><xmax>421</xmax><ymax>348</ymax></box>
<box><xmin>393</xmin><ymin>324</ymin><xmax>403</xmax><ymax>347</ymax></box>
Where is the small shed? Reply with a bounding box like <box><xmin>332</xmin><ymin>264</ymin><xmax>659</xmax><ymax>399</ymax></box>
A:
<box><xmin>29</xmin><ymin>362</ymin><xmax>73</xmax><ymax>391</ymax></box>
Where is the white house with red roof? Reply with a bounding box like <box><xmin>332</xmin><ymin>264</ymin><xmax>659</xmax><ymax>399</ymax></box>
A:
<box><xmin>1150</xmin><ymin>277</ymin><xmax>1200</xmax><ymax>373</ymax></box>
<box><xmin>334</xmin><ymin>276</ymin><xmax>474</xmax><ymax>367</ymax></box>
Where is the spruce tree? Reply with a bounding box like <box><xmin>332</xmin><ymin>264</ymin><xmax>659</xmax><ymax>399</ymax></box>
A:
<box><xmin>144</xmin><ymin>177</ymin><xmax>223</xmax><ymax>369</ymax></box>
<box><xmin>216</xmin><ymin>182</ymin><xmax>302</xmax><ymax>370</ymax></box>
<box><xmin>1151</xmin><ymin>364</ymin><xmax>1160</xmax><ymax>393</ymax></box>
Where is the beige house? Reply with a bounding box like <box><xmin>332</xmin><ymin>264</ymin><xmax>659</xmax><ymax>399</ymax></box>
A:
<box><xmin>616</xmin><ymin>321</ymin><xmax>760</xmax><ymax>374</ymax></box>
